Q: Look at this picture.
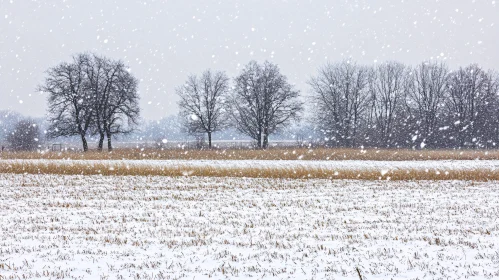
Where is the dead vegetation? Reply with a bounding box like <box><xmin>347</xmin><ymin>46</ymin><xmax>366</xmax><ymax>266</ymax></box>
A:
<box><xmin>2</xmin><ymin>148</ymin><xmax>499</xmax><ymax>181</ymax></box>
<box><xmin>1</xmin><ymin>147</ymin><xmax>499</xmax><ymax>161</ymax></box>
<box><xmin>1</xmin><ymin>160</ymin><xmax>498</xmax><ymax>181</ymax></box>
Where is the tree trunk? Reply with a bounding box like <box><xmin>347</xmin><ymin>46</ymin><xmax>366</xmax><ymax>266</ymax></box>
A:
<box><xmin>97</xmin><ymin>134</ymin><xmax>105</xmax><ymax>151</ymax></box>
<box><xmin>262</xmin><ymin>127</ymin><xmax>269</xmax><ymax>149</ymax></box>
<box><xmin>106</xmin><ymin>131</ymin><xmax>113</xmax><ymax>152</ymax></box>
<box><xmin>208</xmin><ymin>132</ymin><xmax>212</xmax><ymax>149</ymax></box>
<box><xmin>257</xmin><ymin>130</ymin><xmax>262</xmax><ymax>149</ymax></box>
<box><xmin>81</xmin><ymin>134</ymin><xmax>89</xmax><ymax>152</ymax></box>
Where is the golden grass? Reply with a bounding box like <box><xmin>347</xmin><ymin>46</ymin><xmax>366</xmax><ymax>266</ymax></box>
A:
<box><xmin>1</xmin><ymin>161</ymin><xmax>497</xmax><ymax>181</ymax></box>
<box><xmin>1</xmin><ymin>147</ymin><xmax>499</xmax><ymax>161</ymax></box>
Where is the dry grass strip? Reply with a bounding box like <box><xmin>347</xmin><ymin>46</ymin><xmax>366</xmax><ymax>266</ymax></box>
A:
<box><xmin>1</xmin><ymin>148</ymin><xmax>499</xmax><ymax>161</ymax></box>
<box><xmin>1</xmin><ymin>161</ymin><xmax>497</xmax><ymax>181</ymax></box>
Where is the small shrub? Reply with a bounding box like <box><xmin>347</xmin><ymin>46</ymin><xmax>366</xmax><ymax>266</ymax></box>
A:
<box><xmin>6</xmin><ymin>118</ymin><xmax>41</xmax><ymax>151</ymax></box>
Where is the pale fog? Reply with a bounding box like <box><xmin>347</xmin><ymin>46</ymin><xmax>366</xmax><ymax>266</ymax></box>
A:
<box><xmin>1</xmin><ymin>0</ymin><xmax>498</xmax><ymax>121</ymax></box>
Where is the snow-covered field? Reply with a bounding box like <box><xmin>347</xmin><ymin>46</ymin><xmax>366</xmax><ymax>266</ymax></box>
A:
<box><xmin>4</xmin><ymin>158</ymin><xmax>499</xmax><ymax>171</ymax></box>
<box><xmin>1</xmin><ymin>174</ymin><xmax>498</xmax><ymax>279</ymax></box>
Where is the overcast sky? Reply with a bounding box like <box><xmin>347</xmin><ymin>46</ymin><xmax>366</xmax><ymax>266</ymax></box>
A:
<box><xmin>0</xmin><ymin>0</ymin><xmax>497</xmax><ymax>120</ymax></box>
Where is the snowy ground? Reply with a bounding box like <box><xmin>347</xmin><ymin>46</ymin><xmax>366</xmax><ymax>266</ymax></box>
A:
<box><xmin>4</xmin><ymin>158</ymin><xmax>499</xmax><ymax>172</ymax></box>
<box><xmin>1</xmin><ymin>174</ymin><xmax>498</xmax><ymax>279</ymax></box>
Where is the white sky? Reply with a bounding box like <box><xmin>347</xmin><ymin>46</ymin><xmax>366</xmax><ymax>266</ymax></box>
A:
<box><xmin>0</xmin><ymin>0</ymin><xmax>497</xmax><ymax>120</ymax></box>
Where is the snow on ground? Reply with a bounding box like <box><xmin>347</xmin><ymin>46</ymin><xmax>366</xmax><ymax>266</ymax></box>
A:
<box><xmin>4</xmin><ymin>159</ymin><xmax>499</xmax><ymax>172</ymax></box>
<box><xmin>0</xmin><ymin>174</ymin><xmax>498</xmax><ymax>279</ymax></box>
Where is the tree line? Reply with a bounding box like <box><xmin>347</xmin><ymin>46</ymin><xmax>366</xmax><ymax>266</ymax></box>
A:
<box><xmin>309</xmin><ymin>61</ymin><xmax>499</xmax><ymax>149</ymax></box>
<box><xmin>36</xmin><ymin>53</ymin><xmax>499</xmax><ymax>151</ymax></box>
<box><xmin>177</xmin><ymin>60</ymin><xmax>499</xmax><ymax>150</ymax></box>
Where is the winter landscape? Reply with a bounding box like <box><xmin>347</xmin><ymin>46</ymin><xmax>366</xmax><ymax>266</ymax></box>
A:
<box><xmin>2</xmin><ymin>1</ymin><xmax>499</xmax><ymax>279</ymax></box>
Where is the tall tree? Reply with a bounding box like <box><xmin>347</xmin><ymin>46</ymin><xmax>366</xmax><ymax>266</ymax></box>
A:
<box><xmin>102</xmin><ymin>64</ymin><xmax>140</xmax><ymax>151</ymax></box>
<box><xmin>445</xmin><ymin>65</ymin><xmax>498</xmax><ymax>148</ymax></box>
<box><xmin>85</xmin><ymin>55</ymin><xmax>140</xmax><ymax>151</ymax></box>
<box><xmin>176</xmin><ymin>70</ymin><xmax>230</xmax><ymax>149</ymax></box>
<box><xmin>308</xmin><ymin>61</ymin><xmax>369</xmax><ymax>147</ymax></box>
<box><xmin>367</xmin><ymin>61</ymin><xmax>407</xmax><ymax>147</ymax></box>
<box><xmin>484</xmin><ymin>72</ymin><xmax>499</xmax><ymax>147</ymax></box>
<box><xmin>41</xmin><ymin>53</ymin><xmax>139</xmax><ymax>152</ymax></box>
<box><xmin>406</xmin><ymin>61</ymin><xmax>448</xmax><ymax>148</ymax></box>
<box><xmin>41</xmin><ymin>53</ymin><xmax>94</xmax><ymax>152</ymax></box>
<box><xmin>232</xmin><ymin>61</ymin><xmax>302</xmax><ymax>149</ymax></box>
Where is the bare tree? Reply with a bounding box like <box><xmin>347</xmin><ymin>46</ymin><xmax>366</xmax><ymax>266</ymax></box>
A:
<box><xmin>41</xmin><ymin>53</ymin><xmax>140</xmax><ymax>152</ymax></box>
<box><xmin>176</xmin><ymin>70</ymin><xmax>230</xmax><ymax>149</ymax></box>
<box><xmin>485</xmin><ymin>72</ymin><xmax>499</xmax><ymax>147</ymax></box>
<box><xmin>85</xmin><ymin>55</ymin><xmax>140</xmax><ymax>151</ymax></box>
<box><xmin>7</xmin><ymin>118</ymin><xmax>41</xmax><ymax>151</ymax></box>
<box><xmin>232</xmin><ymin>61</ymin><xmax>302</xmax><ymax>149</ymax></box>
<box><xmin>308</xmin><ymin>61</ymin><xmax>369</xmax><ymax>147</ymax></box>
<box><xmin>488</xmin><ymin>72</ymin><xmax>499</xmax><ymax>147</ymax></box>
<box><xmin>102</xmin><ymin>64</ymin><xmax>140</xmax><ymax>151</ymax></box>
<box><xmin>445</xmin><ymin>65</ymin><xmax>497</xmax><ymax>148</ymax></box>
<box><xmin>406</xmin><ymin>61</ymin><xmax>448</xmax><ymax>148</ymax></box>
<box><xmin>367</xmin><ymin>62</ymin><xmax>407</xmax><ymax>147</ymax></box>
<box><xmin>41</xmin><ymin>53</ymin><xmax>94</xmax><ymax>152</ymax></box>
